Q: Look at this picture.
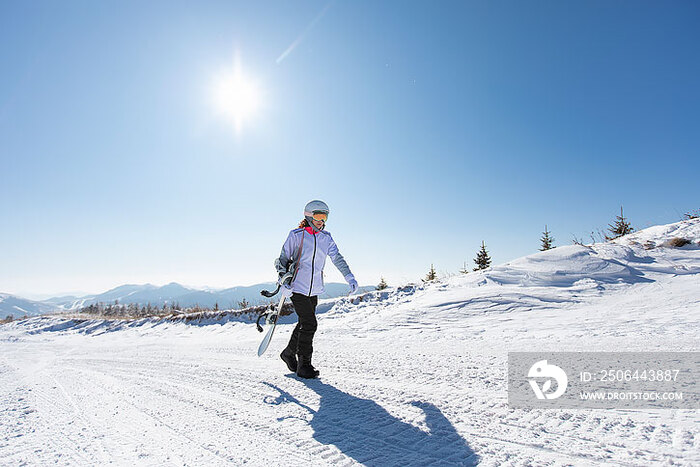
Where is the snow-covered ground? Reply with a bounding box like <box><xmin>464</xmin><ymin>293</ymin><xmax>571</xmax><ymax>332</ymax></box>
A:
<box><xmin>1</xmin><ymin>219</ymin><xmax>699</xmax><ymax>466</ymax></box>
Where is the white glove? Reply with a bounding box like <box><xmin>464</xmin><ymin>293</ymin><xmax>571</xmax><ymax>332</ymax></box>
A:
<box><xmin>281</xmin><ymin>285</ymin><xmax>293</xmax><ymax>298</ymax></box>
<box><xmin>345</xmin><ymin>274</ymin><xmax>358</xmax><ymax>294</ymax></box>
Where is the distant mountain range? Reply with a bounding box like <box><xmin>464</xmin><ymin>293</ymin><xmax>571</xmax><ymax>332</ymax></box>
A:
<box><xmin>0</xmin><ymin>282</ymin><xmax>374</xmax><ymax>319</ymax></box>
<box><xmin>0</xmin><ymin>294</ymin><xmax>57</xmax><ymax>319</ymax></box>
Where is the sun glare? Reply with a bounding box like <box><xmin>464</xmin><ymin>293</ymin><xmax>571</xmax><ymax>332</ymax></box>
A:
<box><xmin>211</xmin><ymin>56</ymin><xmax>262</xmax><ymax>135</ymax></box>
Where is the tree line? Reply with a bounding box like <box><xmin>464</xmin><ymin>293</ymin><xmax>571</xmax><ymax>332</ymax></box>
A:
<box><xmin>76</xmin><ymin>297</ymin><xmax>268</xmax><ymax>320</ymax></box>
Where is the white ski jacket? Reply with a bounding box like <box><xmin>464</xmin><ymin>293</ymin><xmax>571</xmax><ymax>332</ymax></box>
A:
<box><xmin>275</xmin><ymin>227</ymin><xmax>354</xmax><ymax>297</ymax></box>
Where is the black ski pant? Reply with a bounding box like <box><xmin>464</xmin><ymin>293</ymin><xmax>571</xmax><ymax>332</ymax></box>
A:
<box><xmin>286</xmin><ymin>293</ymin><xmax>318</xmax><ymax>357</ymax></box>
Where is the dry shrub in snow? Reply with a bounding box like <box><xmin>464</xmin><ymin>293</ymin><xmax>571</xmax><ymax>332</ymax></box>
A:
<box><xmin>665</xmin><ymin>237</ymin><xmax>691</xmax><ymax>248</ymax></box>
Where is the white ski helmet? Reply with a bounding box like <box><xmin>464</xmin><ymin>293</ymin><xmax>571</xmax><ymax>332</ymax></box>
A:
<box><xmin>304</xmin><ymin>199</ymin><xmax>330</xmax><ymax>232</ymax></box>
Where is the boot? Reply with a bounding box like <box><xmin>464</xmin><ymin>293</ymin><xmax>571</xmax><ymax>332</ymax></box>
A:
<box><xmin>280</xmin><ymin>347</ymin><xmax>297</xmax><ymax>372</ymax></box>
<box><xmin>296</xmin><ymin>354</ymin><xmax>320</xmax><ymax>379</ymax></box>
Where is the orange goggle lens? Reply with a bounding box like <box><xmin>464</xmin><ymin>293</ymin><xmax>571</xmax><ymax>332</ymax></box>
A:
<box><xmin>312</xmin><ymin>212</ymin><xmax>328</xmax><ymax>222</ymax></box>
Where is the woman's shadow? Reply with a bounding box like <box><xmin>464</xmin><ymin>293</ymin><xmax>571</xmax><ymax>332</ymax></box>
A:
<box><xmin>263</xmin><ymin>379</ymin><xmax>478</xmax><ymax>466</ymax></box>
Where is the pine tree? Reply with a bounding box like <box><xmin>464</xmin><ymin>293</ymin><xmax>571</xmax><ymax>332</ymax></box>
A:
<box><xmin>605</xmin><ymin>206</ymin><xmax>634</xmax><ymax>240</ymax></box>
<box><xmin>425</xmin><ymin>264</ymin><xmax>437</xmax><ymax>281</ymax></box>
<box><xmin>376</xmin><ymin>277</ymin><xmax>388</xmax><ymax>290</ymax></box>
<box><xmin>540</xmin><ymin>225</ymin><xmax>555</xmax><ymax>251</ymax></box>
<box><xmin>238</xmin><ymin>298</ymin><xmax>249</xmax><ymax>309</ymax></box>
<box><xmin>473</xmin><ymin>241</ymin><xmax>492</xmax><ymax>271</ymax></box>
<box><xmin>459</xmin><ymin>261</ymin><xmax>470</xmax><ymax>274</ymax></box>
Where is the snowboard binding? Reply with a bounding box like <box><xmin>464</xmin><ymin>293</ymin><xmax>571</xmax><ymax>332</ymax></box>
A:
<box><xmin>256</xmin><ymin>306</ymin><xmax>279</xmax><ymax>332</ymax></box>
<box><xmin>261</xmin><ymin>270</ymin><xmax>295</xmax><ymax>298</ymax></box>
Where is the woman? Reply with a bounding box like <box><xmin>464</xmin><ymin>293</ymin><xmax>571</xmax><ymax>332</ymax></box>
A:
<box><xmin>275</xmin><ymin>199</ymin><xmax>358</xmax><ymax>379</ymax></box>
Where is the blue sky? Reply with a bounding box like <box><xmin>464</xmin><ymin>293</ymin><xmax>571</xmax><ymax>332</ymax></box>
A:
<box><xmin>1</xmin><ymin>1</ymin><xmax>698</xmax><ymax>298</ymax></box>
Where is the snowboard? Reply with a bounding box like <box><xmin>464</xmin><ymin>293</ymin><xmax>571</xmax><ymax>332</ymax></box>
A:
<box><xmin>257</xmin><ymin>291</ymin><xmax>288</xmax><ymax>356</ymax></box>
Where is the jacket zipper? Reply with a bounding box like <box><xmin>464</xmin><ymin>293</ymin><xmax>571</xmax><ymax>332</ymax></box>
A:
<box><xmin>308</xmin><ymin>233</ymin><xmax>317</xmax><ymax>296</ymax></box>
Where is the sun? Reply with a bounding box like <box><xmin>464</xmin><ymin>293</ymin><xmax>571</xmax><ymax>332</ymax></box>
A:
<box><xmin>211</xmin><ymin>56</ymin><xmax>262</xmax><ymax>135</ymax></box>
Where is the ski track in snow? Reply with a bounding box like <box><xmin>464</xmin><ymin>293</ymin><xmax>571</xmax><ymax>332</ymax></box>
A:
<box><xmin>1</xmin><ymin>219</ymin><xmax>699</xmax><ymax>466</ymax></box>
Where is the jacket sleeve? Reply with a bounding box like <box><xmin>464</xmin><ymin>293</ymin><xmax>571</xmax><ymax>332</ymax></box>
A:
<box><xmin>275</xmin><ymin>231</ymin><xmax>297</xmax><ymax>276</ymax></box>
<box><xmin>327</xmin><ymin>234</ymin><xmax>352</xmax><ymax>278</ymax></box>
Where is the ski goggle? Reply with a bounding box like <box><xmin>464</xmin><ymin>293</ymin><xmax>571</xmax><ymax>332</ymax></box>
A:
<box><xmin>311</xmin><ymin>212</ymin><xmax>328</xmax><ymax>222</ymax></box>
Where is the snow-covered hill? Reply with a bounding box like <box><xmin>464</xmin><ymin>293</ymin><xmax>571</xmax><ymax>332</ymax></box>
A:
<box><xmin>1</xmin><ymin>219</ymin><xmax>698</xmax><ymax>466</ymax></box>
